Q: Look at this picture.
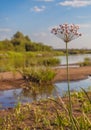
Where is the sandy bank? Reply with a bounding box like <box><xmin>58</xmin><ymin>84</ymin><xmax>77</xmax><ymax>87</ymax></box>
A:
<box><xmin>53</xmin><ymin>66</ymin><xmax>91</xmax><ymax>82</ymax></box>
<box><xmin>0</xmin><ymin>66</ymin><xmax>91</xmax><ymax>90</ymax></box>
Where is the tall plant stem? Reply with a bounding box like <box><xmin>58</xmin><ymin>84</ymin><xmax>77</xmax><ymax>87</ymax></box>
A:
<box><xmin>66</xmin><ymin>42</ymin><xmax>74</xmax><ymax>129</ymax></box>
<box><xmin>66</xmin><ymin>42</ymin><xmax>71</xmax><ymax>109</ymax></box>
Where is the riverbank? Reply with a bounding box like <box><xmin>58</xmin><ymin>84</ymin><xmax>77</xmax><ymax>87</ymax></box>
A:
<box><xmin>0</xmin><ymin>93</ymin><xmax>91</xmax><ymax>129</ymax></box>
<box><xmin>0</xmin><ymin>66</ymin><xmax>91</xmax><ymax>129</ymax></box>
<box><xmin>53</xmin><ymin>66</ymin><xmax>91</xmax><ymax>82</ymax></box>
<box><xmin>0</xmin><ymin>66</ymin><xmax>91</xmax><ymax>90</ymax></box>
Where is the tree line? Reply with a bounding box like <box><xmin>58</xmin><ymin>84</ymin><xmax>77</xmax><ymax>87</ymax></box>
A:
<box><xmin>0</xmin><ymin>31</ymin><xmax>52</xmax><ymax>52</ymax></box>
<box><xmin>54</xmin><ymin>48</ymin><xmax>91</xmax><ymax>54</ymax></box>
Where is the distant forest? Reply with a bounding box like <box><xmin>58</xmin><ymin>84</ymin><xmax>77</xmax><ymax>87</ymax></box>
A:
<box><xmin>0</xmin><ymin>31</ymin><xmax>91</xmax><ymax>54</ymax></box>
<box><xmin>54</xmin><ymin>48</ymin><xmax>91</xmax><ymax>54</ymax></box>
<box><xmin>0</xmin><ymin>31</ymin><xmax>52</xmax><ymax>52</ymax></box>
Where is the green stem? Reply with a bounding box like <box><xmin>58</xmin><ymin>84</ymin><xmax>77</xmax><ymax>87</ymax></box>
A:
<box><xmin>66</xmin><ymin>42</ymin><xmax>75</xmax><ymax>129</ymax></box>
<box><xmin>66</xmin><ymin>42</ymin><xmax>71</xmax><ymax>109</ymax></box>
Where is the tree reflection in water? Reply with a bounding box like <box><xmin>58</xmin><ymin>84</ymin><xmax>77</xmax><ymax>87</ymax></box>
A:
<box><xmin>21</xmin><ymin>83</ymin><xmax>57</xmax><ymax>101</ymax></box>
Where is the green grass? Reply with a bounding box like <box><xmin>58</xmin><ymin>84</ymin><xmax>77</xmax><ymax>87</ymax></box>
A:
<box><xmin>0</xmin><ymin>91</ymin><xmax>91</xmax><ymax>130</ymax></box>
<box><xmin>0</xmin><ymin>51</ymin><xmax>60</xmax><ymax>72</ymax></box>
<box><xmin>79</xmin><ymin>57</ymin><xmax>91</xmax><ymax>67</ymax></box>
<box><xmin>19</xmin><ymin>67</ymin><xmax>56</xmax><ymax>84</ymax></box>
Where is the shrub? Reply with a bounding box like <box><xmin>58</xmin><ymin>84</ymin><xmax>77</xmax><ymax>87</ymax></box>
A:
<box><xmin>79</xmin><ymin>57</ymin><xmax>91</xmax><ymax>66</ymax></box>
<box><xmin>19</xmin><ymin>67</ymin><xmax>56</xmax><ymax>84</ymax></box>
<box><xmin>39</xmin><ymin>57</ymin><xmax>60</xmax><ymax>66</ymax></box>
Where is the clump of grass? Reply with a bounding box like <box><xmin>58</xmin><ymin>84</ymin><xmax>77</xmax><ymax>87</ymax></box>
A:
<box><xmin>79</xmin><ymin>57</ymin><xmax>91</xmax><ymax>66</ymax></box>
<box><xmin>39</xmin><ymin>57</ymin><xmax>60</xmax><ymax>66</ymax></box>
<box><xmin>0</xmin><ymin>51</ymin><xmax>60</xmax><ymax>72</ymax></box>
<box><xmin>19</xmin><ymin>67</ymin><xmax>56</xmax><ymax>84</ymax></box>
<box><xmin>50</xmin><ymin>91</ymin><xmax>91</xmax><ymax>130</ymax></box>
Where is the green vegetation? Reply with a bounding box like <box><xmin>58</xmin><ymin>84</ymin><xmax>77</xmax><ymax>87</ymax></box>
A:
<box><xmin>55</xmin><ymin>49</ymin><xmax>91</xmax><ymax>55</ymax></box>
<box><xmin>19</xmin><ymin>67</ymin><xmax>56</xmax><ymax>84</ymax></box>
<box><xmin>0</xmin><ymin>51</ymin><xmax>59</xmax><ymax>70</ymax></box>
<box><xmin>0</xmin><ymin>31</ymin><xmax>52</xmax><ymax>52</ymax></box>
<box><xmin>0</xmin><ymin>32</ymin><xmax>60</xmax><ymax>84</ymax></box>
<box><xmin>79</xmin><ymin>57</ymin><xmax>91</xmax><ymax>66</ymax></box>
<box><xmin>0</xmin><ymin>91</ymin><xmax>91</xmax><ymax>130</ymax></box>
<box><xmin>0</xmin><ymin>31</ymin><xmax>91</xmax><ymax>130</ymax></box>
<box><xmin>0</xmin><ymin>31</ymin><xmax>91</xmax><ymax>54</ymax></box>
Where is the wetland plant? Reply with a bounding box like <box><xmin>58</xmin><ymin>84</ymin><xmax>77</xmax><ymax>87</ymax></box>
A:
<box><xmin>51</xmin><ymin>23</ymin><xmax>82</xmax><ymax>129</ymax></box>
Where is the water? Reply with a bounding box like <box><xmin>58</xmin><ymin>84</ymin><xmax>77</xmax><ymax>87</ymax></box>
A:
<box><xmin>0</xmin><ymin>78</ymin><xmax>91</xmax><ymax>109</ymax></box>
<box><xmin>57</xmin><ymin>54</ymin><xmax>91</xmax><ymax>65</ymax></box>
<box><xmin>0</xmin><ymin>54</ymin><xmax>91</xmax><ymax>109</ymax></box>
<box><xmin>55</xmin><ymin>78</ymin><xmax>91</xmax><ymax>96</ymax></box>
<box><xmin>0</xmin><ymin>84</ymin><xmax>57</xmax><ymax>109</ymax></box>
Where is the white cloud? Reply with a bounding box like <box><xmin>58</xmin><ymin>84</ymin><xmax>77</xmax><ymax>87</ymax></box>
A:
<box><xmin>31</xmin><ymin>6</ymin><xmax>45</xmax><ymax>12</ymax></box>
<box><xmin>59</xmin><ymin>0</ymin><xmax>91</xmax><ymax>7</ymax></box>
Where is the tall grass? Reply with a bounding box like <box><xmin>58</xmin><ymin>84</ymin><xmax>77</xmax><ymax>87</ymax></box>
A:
<box><xmin>0</xmin><ymin>91</ymin><xmax>91</xmax><ymax>130</ymax></box>
<box><xmin>79</xmin><ymin>57</ymin><xmax>91</xmax><ymax>66</ymax></box>
<box><xmin>0</xmin><ymin>51</ymin><xmax>60</xmax><ymax>72</ymax></box>
<box><xmin>19</xmin><ymin>67</ymin><xmax>56</xmax><ymax>84</ymax></box>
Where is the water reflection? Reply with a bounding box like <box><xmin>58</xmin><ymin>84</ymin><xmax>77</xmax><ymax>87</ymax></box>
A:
<box><xmin>20</xmin><ymin>83</ymin><xmax>57</xmax><ymax>101</ymax></box>
<box><xmin>55</xmin><ymin>78</ymin><xmax>91</xmax><ymax>96</ymax></box>
<box><xmin>0</xmin><ymin>83</ymin><xmax>57</xmax><ymax>109</ymax></box>
<box><xmin>0</xmin><ymin>78</ymin><xmax>91</xmax><ymax>109</ymax></box>
<box><xmin>57</xmin><ymin>54</ymin><xmax>91</xmax><ymax>65</ymax></box>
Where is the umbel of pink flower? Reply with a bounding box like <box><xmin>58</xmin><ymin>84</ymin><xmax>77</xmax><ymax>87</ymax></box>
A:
<box><xmin>51</xmin><ymin>23</ymin><xmax>82</xmax><ymax>43</ymax></box>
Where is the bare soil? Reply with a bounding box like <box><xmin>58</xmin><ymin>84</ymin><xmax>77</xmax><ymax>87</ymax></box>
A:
<box><xmin>53</xmin><ymin>66</ymin><xmax>91</xmax><ymax>82</ymax></box>
<box><xmin>0</xmin><ymin>96</ymin><xmax>91</xmax><ymax>129</ymax></box>
<box><xmin>0</xmin><ymin>66</ymin><xmax>91</xmax><ymax>90</ymax></box>
<box><xmin>0</xmin><ymin>66</ymin><xmax>91</xmax><ymax>129</ymax></box>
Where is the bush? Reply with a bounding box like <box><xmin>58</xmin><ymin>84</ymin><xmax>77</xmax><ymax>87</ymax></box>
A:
<box><xmin>39</xmin><ymin>57</ymin><xmax>60</xmax><ymax>66</ymax></box>
<box><xmin>79</xmin><ymin>57</ymin><xmax>91</xmax><ymax>66</ymax></box>
<box><xmin>19</xmin><ymin>67</ymin><xmax>56</xmax><ymax>84</ymax></box>
<box><xmin>44</xmin><ymin>58</ymin><xmax>60</xmax><ymax>66</ymax></box>
<box><xmin>0</xmin><ymin>51</ymin><xmax>60</xmax><ymax>72</ymax></box>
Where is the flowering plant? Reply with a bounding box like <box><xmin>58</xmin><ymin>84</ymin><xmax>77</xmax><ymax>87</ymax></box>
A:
<box><xmin>51</xmin><ymin>23</ymin><xmax>81</xmax><ymax>43</ymax></box>
<box><xmin>51</xmin><ymin>23</ymin><xmax>82</xmax><ymax>129</ymax></box>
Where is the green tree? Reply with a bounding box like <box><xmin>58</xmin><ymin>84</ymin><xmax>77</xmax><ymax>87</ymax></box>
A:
<box><xmin>0</xmin><ymin>39</ymin><xmax>13</xmax><ymax>51</ymax></box>
<box><xmin>11</xmin><ymin>31</ymin><xmax>25</xmax><ymax>46</ymax></box>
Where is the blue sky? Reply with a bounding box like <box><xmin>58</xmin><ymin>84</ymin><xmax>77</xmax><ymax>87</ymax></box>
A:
<box><xmin>0</xmin><ymin>0</ymin><xmax>91</xmax><ymax>49</ymax></box>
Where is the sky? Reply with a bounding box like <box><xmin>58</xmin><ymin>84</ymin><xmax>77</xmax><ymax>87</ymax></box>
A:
<box><xmin>0</xmin><ymin>0</ymin><xmax>91</xmax><ymax>49</ymax></box>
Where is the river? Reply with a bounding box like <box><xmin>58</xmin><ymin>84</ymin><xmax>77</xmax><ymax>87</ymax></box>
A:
<box><xmin>57</xmin><ymin>54</ymin><xmax>91</xmax><ymax>65</ymax></box>
<box><xmin>0</xmin><ymin>54</ymin><xmax>91</xmax><ymax>109</ymax></box>
<box><xmin>0</xmin><ymin>77</ymin><xmax>91</xmax><ymax>109</ymax></box>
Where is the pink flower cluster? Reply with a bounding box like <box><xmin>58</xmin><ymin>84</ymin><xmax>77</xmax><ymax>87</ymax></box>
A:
<box><xmin>51</xmin><ymin>23</ymin><xmax>82</xmax><ymax>43</ymax></box>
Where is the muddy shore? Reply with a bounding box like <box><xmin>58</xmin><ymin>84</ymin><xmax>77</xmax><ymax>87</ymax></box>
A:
<box><xmin>0</xmin><ymin>66</ymin><xmax>91</xmax><ymax>90</ymax></box>
<box><xmin>53</xmin><ymin>66</ymin><xmax>91</xmax><ymax>82</ymax></box>
<box><xmin>0</xmin><ymin>66</ymin><xmax>91</xmax><ymax>129</ymax></box>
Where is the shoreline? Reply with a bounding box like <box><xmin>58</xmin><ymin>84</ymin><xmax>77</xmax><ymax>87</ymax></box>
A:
<box><xmin>53</xmin><ymin>66</ymin><xmax>91</xmax><ymax>82</ymax></box>
<box><xmin>0</xmin><ymin>66</ymin><xmax>91</xmax><ymax>127</ymax></box>
<box><xmin>0</xmin><ymin>66</ymin><xmax>91</xmax><ymax>91</ymax></box>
